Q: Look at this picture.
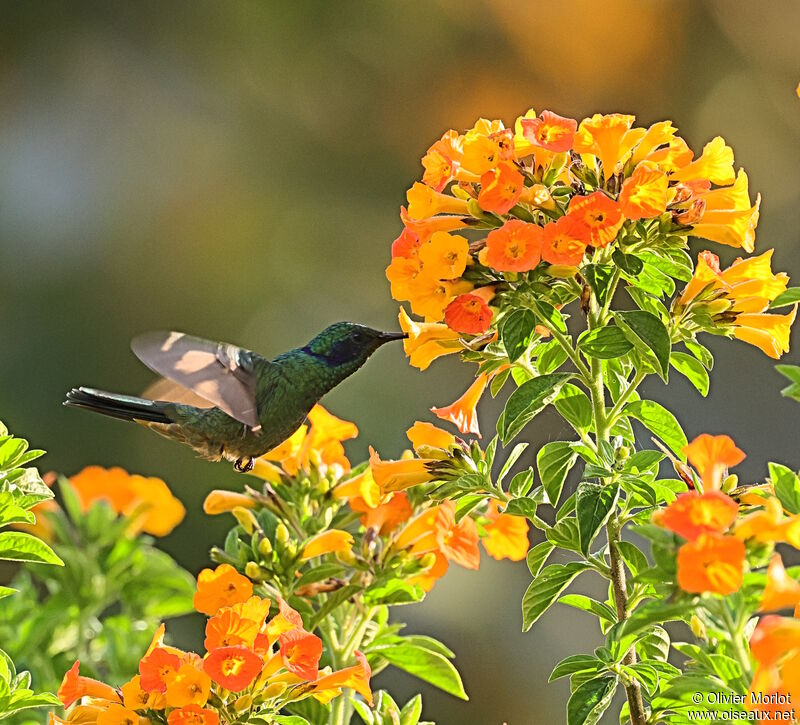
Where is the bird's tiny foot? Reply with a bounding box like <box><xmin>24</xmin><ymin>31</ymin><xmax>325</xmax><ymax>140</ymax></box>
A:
<box><xmin>234</xmin><ymin>456</ymin><xmax>255</xmax><ymax>473</ymax></box>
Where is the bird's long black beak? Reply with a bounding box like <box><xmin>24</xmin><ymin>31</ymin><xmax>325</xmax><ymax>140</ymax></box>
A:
<box><xmin>378</xmin><ymin>331</ymin><xmax>408</xmax><ymax>342</ymax></box>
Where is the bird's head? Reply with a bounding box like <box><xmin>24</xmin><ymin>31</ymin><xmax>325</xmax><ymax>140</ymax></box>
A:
<box><xmin>304</xmin><ymin>322</ymin><xmax>406</xmax><ymax>370</ymax></box>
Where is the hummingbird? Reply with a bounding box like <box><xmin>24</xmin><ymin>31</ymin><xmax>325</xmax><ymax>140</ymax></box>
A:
<box><xmin>65</xmin><ymin>322</ymin><xmax>405</xmax><ymax>472</ymax></box>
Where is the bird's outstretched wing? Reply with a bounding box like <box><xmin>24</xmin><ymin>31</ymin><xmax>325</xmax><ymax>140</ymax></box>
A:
<box><xmin>131</xmin><ymin>331</ymin><xmax>261</xmax><ymax>428</ymax></box>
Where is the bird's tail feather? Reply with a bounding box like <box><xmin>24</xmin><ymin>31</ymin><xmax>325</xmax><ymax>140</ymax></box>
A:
<box><xmin>64</xmin><ymin>387</ymin><xmax>172</xmax><ymax>424</ymax></box>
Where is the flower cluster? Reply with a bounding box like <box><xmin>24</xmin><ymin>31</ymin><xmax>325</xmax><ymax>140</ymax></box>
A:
<box><xmin>53</xmin><ymin>566</ymin><xmax>372</xmax><ymax>724</ymax></box>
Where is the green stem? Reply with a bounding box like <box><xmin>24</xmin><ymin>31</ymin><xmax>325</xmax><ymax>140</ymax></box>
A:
<box><xmin>329</xmin><ymin>694</ymin><xmax>352</xmax><ymax>725</ymax></box>
<box><xmin>719</xmin><ymin>602</ymin><xmax>752</xmax><ymax>691</ymax></box>
<box><xmin>529</xmin><ymin>300</ymin><xmax>592</xmax><ymax>383</ymax></box>
<box><xmin>607</xmin><ymin>370</ymin><xmax>647</xmax><ymax>425</ymax></box>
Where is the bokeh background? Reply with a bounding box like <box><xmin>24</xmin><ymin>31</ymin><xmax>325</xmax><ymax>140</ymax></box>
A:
<box><xmin>2</xmin><ymin>1</ymin><xmax>800</xmax><ymax>722</ymax></box>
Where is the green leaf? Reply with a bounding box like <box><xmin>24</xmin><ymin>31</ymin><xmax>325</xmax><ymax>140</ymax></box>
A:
<box><xmin>567</xmin><ymin>676</ymin><xmax>617</xmax><ymax>725</ymax></box>
<box><xmin>558</xmin><ymin>594</ymin><xmax>617</xmax><ymax>624</ymax></box>
<box><xmin>616</xmin><ymin>540</ymin><xmax>648</xmax><ymax>576</ymax></box>
<box><xmin>526</xmin><ymin>541</ymin><xmax>554</xmax><ymax>577</ymax></box>
<box><xmin>624</xmin><ymin>399</ymin><xmax>687</xmax><ymax>460</ymax></box>
<box><xmin>497</xmin><ymin>373</ymin><xmax>573</xmax><ymax>443</ymax></box>
<box><xmin>583</xmin><ymin>264</ymin><xmax>615</xmax><ymax>307</ymax></box>
<box><xmin>769</xmin><ymin>462</ymin><xmax>800</xmax><ymax>515</ymax></box>
<box><xmin>576</xmin><ymin>482</ymin><xmax>619</xmax><ymax>555</ymax></box>
<box><xmin>272</xmin><ymin>717</ymin><xmax>311</xmax><ymax>725</ymax></box>
<box><xmin>554</xmin><ymin>384</ymin><xmax>593</xmax><ymax>433</ymax></box>
<box><xmin>537</xmin><ymin>339</ymin><xmax>569</xmax><ymax>374</ymax></box>
<box><xmin>685</xmin><ymin>339</ymin><xmax>714</xmax><ymax>370</ymax></box>
<box><xmin>670</xmin><ymin>352</ymin><xmax>709</xmax><ymax>396</ymax></box>
<box><xmin>770</xmin><ymin>288</ymin><xmax>800</xmax><ymax>309</ymax></box>
<box><xmin>376</xmin><ymin>644</ymin><xmax>468</xmax><ymax>700</ymax></box>
<box><xmin>309</xmin><ymin>584</ymin><xmax>361</xmax><ymax>628</ymax></box>
<box><xmin>549</xmin><ymin>654</ymin><xmax>604</xmax><ymax>681</ymax></box>
<box><xmin>501</xmin><ymin>309</ymin><xmax>536</xmax><ymax>363</ymax></box>
<box><xmin>522</xmin><ymin>562</ymin><xmax>590</xmax><ymax>631</ymax></box>
<box><xmin>509</xmin><ymin>469</ymin><xmax>534</xmax><ymax>498</ymax></box>
<box><xmin>615</xmin><ymin>310</ymin><xmax>671</xmax><ymax>379</ymax></box>
<box><xmin>533</xmin><ymin>300</ymin><xmax>568</xmax><ymax>334</ymax></box>
<box><xmin>578</xmin><ymin>327</ymin><xmax>633</xmax><ymax>360</ymax></box>
<box><xmin>400</xmin><ymin>694</ymin><xmax>424</xmax><ymax>725</ymax></box>
<box><xmin>537</xmin><ymin>442</ymin><xmax>577</xmax><ymax>507</ymax></box>
<box><xmin>363</xmin><ymin>580</ymin><xmax>425</xmax><ymax>606</ymax></box>
<box><xmin>504</xmin><ymin>497</ymin><xmax>538</xmax><ymax>519</ymax></box>
<box><xmin>497</xmin><ymin>443</ymin><xmax>528</xmax><ymax>485</ymax></box>
<box><xmin>612</xmin><ymin>251</ymin><xmax>643</xmax><ymax>276</ymax></box>
<box><xmin>0</xmin><ymin>532</ymin><xmax>62</xmax><ymax>565</ymax></box>
<box><xmin>777</xmin><ymin>364</ymin><xmax>800</xmax><ymax>403</ymax></box>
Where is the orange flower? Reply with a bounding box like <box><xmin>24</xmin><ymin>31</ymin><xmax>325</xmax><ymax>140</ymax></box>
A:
<box><xmin>398</xmin><ymin>306</ymin><xmax>461</xmax><ymax>371</ymax></box>
<box><xmin>480</xmin><ymin>219</ymin><xmax>543</xmax><ymax>272</ymax></box>
<box><xmin>168</xmin><ymin>705</ymin><xmax>220</xmax><ymax>725</ymax></box>
<box><xmin>121</xmin><ymin>675</ymin><xmax>166</xmax><ymax>710</ymax></box>
<box><xmin>264</xmin><ymin>597</ymin><xmax>304</xmax><ymax>646</ymax></box>
<box><xmin>541</xmin><ymin>215</ymin><xmax>589</xmax><ymax>266</ymax></box>
<box><xmin>653</xmin><ymin>491</ymin><xmax>738</xmax><ymax>541</ymax></box>
<box><xmin>520</xmin><ymin>110</ymin><xmax>577</xmax><ymax>152</ymax></box>
<box><xmin>202</xmin><ymin>491</ymin><xmax>256</xmax><ymax>516</ymax></box>
<box><xmin>482</xmin><ymin>501</ymin><xmax>529</xmax><ymax>561</ymax></box>
<box><xmin>58</xmin><ymin>661</ymin><xmax>121</xmax><ymax>708</ymax></box>
<box><xmin>369</xmin><ymin>448</ymin><xmax>436</xmax><ymax>493</ymax></box>
<box><xmin>50</xmin><ymin>704</ymin><xmax>110</xmax><ymax>724</ymax></box>
<box><xmin>140</xmin><ymin>647</ymin><xmax>182</xmax><ymax>693</ymax></box>
<box><xmin>312</xmin><ymin>651</ymin><xmax>373</xmax><ymax>706</ymax></box>
<box><xmin>204</xmin><ymin>606</ymin><xmax>260</xmax><ymax>651</ymax></box>
<box><xmin>444</xmin><ymin>294</ymin><xmax>493</xmax><ymax>334</ymax></box>
<box><xmin>193</xmin><ymin>564</ymin><xmax>253</xmax><ymax>616</ymax></box>
<box><xmin>408</xmin><ymin>549</ymin><xmax>450</xmax><ymax>592</ymax></box>
<box><xmin>683</xmin><ymin>434</ymin><xmax>746</xmax><ymax>491</ymax></box>
<box><xmin>567</xmin><ymin>192</ymin><xmax>624</xmax><ymax>248</ymax></box>
<box><xmin>630</xmin><ymin>120</ymin><xmax>679</xmax><ymax>166</ymax></box>
<box><xmin>618</xmin><ymin>161</ymin><xmax>670</xmax><ymax>219</ymax></box>
<box><xmin>69</xmin><ymin>466</ymin><xmax>138</xmax><ymax>514</ymax></box>
<box><xmin>386</xmin><ymin>256</ymin><xmax>424</xmax><ymax>302</ymax></box>
<box><xmin>477</xmin><ymin>162</ymin><xmax>524</xmax><ymax>215</ymax></box>
<box><xmin>761</xmin><ymin>554</ymin><xmax>800</xmax><ymax>612</ymax></box>
<box><xmin>671</xmin><ymin>136</ymin><xmax>735</xmax><ymax>186</ymax></box>
<box><xmin>678</xmin><ymin>250</ymin><xmax>722</xmax><ymax>306</ymax></box>
<box><xmin>391</xmin><ymin>227</ymin><xmax>421</xmax><ymax>259</ymax></box>
<box><xmin>421</xmin><ymin>129</ymin><xmax>463</xmax><ymax>191</ymax></box>
<box><xmin>351</xmin><ymin>492</ymin><xmax>413</xmax><ymax>535</ymax></box>
<box><xmin>417</xmin><ymin>231</ymin><xmax>469</xmax><ymax>280</ymax></box>
<box><xmin>407</xmin><ymin>274</ymin><xmax>473</xmax><ymax>322</ymax></box>
<box><xmin>676</xmin><ymin>533</ymin><xmax>745</xmax><ymax>595</ymax></box>
<box><xmin>406</xmin><ymin>421</ymin><xmax>456</xmax><ymax>453</ymax></box>
<box><xmin>332</xmin><ymin>468</ymin><xmax>381</xmax><ymax>509</ymax></box>
<box><xmin>301</xmin><ymin>530</ymin><xmax>354</xmax><ymax>560</ymax></box>
<box><xmin>203</xmin><ymin>646</ymin><xmax>263</xmax><ymax>692</ymax></box>
<box><xmin>400</xmin><ymin>206</ymin><xmax>469</xmax><ymax>243</ymax></box>
<box><xmin>751</xmin><ymin>615</ymin><xmax>800</xmax><ymax>668</ymax></box>
<box><xmin>574</xmin><ymin>113</ymin><xmax>646</xmax><ymax>179</ymax></box>
<box><xmin>436</xmin><ymin>501</ymin><xmax>481</xmax><ymax>570</ymax></box>
<box><xmin>431</xmin><ymin>372</ymin><xmax>490</xmax><ymax>437</ymax></box>
<box><xmin>279</xmin><ymin>629</ymin><xmax>323</xmax><ymax>682</ymax></box>
<box><xmin>95</xmin><ymin>705</ymin><xmax>142</xmax><ymax>725</ymax></box>
<box><xmin>692</xmin><ymin>169</ymin><xmax>760</xmax><ymax>252</ymax></box>
<box><xmin>734</xmin><ymin>307</ymin><xmax>796</xmax><ymax>359</ymax></box>
<box><xmin>406</xmin><ymin>182</ymin><xmax>468</xmax><ymax>220</ymax></box>
<box><xmin>164</xmin><ymin>663</ymin><xmax>211</xmax><ymax>708</ymax></box>
<box><xmin>735</xmin><ymin>496</ymin><xmax>786</xmax><ymax>543</ymax></box>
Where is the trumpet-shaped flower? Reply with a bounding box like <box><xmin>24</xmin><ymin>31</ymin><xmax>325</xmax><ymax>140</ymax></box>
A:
<box><xmin>733</xmin><ymin>307</ymin><xmax>796</xmax><ymax>359</ymax></box>
<box><xmin>683</xmin><ymin>434</ymin><xmax>746</xmax><ymax>491</ymax></box>
<box><xmin>574</xmin><ymin>113</ymin><xmax>646</xmax><ymax>179</ymax></box>
<box><xmin>95</xmin><ymin>705</ymin><xmax>142</xmax><ymax>725</ymax></box>
<box><xmin>482</xmin><ymin>501</ymin><xmax>529</xmax><ymax>561</ymax></box>
<box><xmin>193</xmin><ymin>564</ymin><xmax>253</xmax><ymax>616</ymax></box>
<box><xmin>520</xmin><ymin>110</ymin><xmax>577</xmax><ymax>152</ymax></box>
<box><xmin>444</xmin><ymin>294</ymin><xmax>493</xmax><ymax>334</ymax></box>
<box><xmin>369</xmin><ymin>447</ymin><xmax>436</xmax><ymax>493</ymax></box>
<box><xmin>566</xmin><ymin>192</ymin><xmax>624</xmax><ymax>248</ymax></box>
<box><xmin>477</xmin><ymin>162</ymin><xmax>524</xmax><ymax>215</ymax></box>
<box><xmin>671</xmin><ymin>136</ymin><xmax>736</xmax><ymax>186</ymax></box>
<box><xmin>480</xmin><ymin>219</ymin><xmax>543</xmax><ymax>272</ymax></box>
<box><xmin>406</xmin><ymin>421</ymin><xmax>456</xmax><ymax>453</ymax></box>
<box><xmin>422</xmin><ymin>129</ymin><xmax>463</xmax><ymax>191</ymax></box>
<box><xmin>418</xmin><ymin>231</ymin><xmax>469</xmax><ymax>280</ymax></box>
<box><xmin>279</xmin><ymin>629</ymin><xmax>323</xmax><ymax>682</ymax></box>
<box><xmin>761</xmin><ymin>554</ymin><xmax>800</xmax><ymax>612</ymax></box>
<box><xmin>541</xmin><ymin>215</ymin><xmax>589</xmax><ymax>266</ymax></box>
<box><xmin>630</xmin><ymin>120</ymin><xmax>678</xmax><ymax>165</ymax></box>
<box><xmin>202</xmin><ymin>490</ymin><xmax>257</xmax><ymax>516</ymax></box>
<box><xmin>618</xmin><ymin>161</ymin><xmax>670</xmax><ymax>219</ymax></box>
<box><xmin>164</xmin><ymin>663</ymin><xmax>211</xmax><ymax>708</ymax></box>
<box><xmin>398</xmin><ymin>306</ymin><xmax>461</xmax><ymax>371</ymax></box>
<box><xmin>300</xmin><ymin>530</ymin><xmax>354</xmax><ymax>560</ymax></box>
<box><xmin>140</xmin><ymin>648</ymin><xmax>182</xmax><ymax>693</ymax></box>
<box><xmin>431</xmin><ymin>372</ymin><xmax>490</xmax><ymax>437</ymax></box>
<box><xmin>204</xmin><ymin>646</ymin><xmax>263</xmax><ymax>692</ymax></box>
<box><xmin>58</xmin><ymin>661</ymin><xmax>121</xmax><ymax>708</ymax></box>
<box><xmin>408</xmin><ymin>274</ymin><xmax>473</xmax><ymax>322</ymax></box>
<box><xmin>406</xmin><ymin>182</ymin><xmax>469</xmax><ymax>220</ymax></box>
<box><xmin>167</xmin><ymin>705</ymin><xmax>220</xmax><ymax>725</ymax></box>
<box><xmin>121</xmin><ymin>675</ymin><xmax>166</xmax><ymax>711</ymax></box>
<box><xmin>653</xmin><ymin>490</ymin><xmax>738</xmax><ymax>541</ymax></box>
<box><xmin>676</xmin><ymin>532</ymin><xmax>745</xmax><ymax>595</ymax></box>
<box><xmin>312</xmin><ymin>651</ymin><xmax>373</xmax><ymax>706</ymax></box>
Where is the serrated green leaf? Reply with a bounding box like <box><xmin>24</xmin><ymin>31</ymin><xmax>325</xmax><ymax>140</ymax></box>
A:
<box><xmin>497</xmin><ymin>374</ymin><xmax>573</xmax><ymax>443</ymax></box>
<box><xmin>624</xmin><ymin>399</ymin><xmax>687</xmax><ymax>460</ymax></box>
<box><xmin>567</xmin><ymin>675</ymin><xmax>617</xmax><ymax>725</ymax></box>
<box><xmin>522</xmin><ymin>562</ymin><xmax>590</xmax><ymax>631</ymax></box>
<box><xmin>670</xmin><ymin>352</ymin><xmax>709</xmax><ymax>396</ymax></box>
<box><xmin>578</xmin><ymin>326</ymin><xmax>633</xmax><ymax>360</ymax></box>
<box><xmin>615</xmin><ymin>310</ymin><xmax>671</xmax><ymax>379</ymax></box>
<box><xmin>536</xmin><ymin>442</ymin><xmax>577</xmax><ymax>507</ymax></box>
<box><xmin>576</xmin><ymin>482</ymin><xmax>619</xmax><ymax>555</ymax></box>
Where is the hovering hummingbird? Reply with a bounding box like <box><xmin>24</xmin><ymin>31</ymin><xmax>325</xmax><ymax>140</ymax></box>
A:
<box><xmin>65</xmin><ymin>323</ymin><xmax>405</xmax><ymax>472</ymax></box>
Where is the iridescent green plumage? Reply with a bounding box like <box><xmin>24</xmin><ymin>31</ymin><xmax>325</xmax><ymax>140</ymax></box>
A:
<box><xmin>65</xmin><ymin>322</ymin><xmax>404</xmax><ymax>470</ymax></box>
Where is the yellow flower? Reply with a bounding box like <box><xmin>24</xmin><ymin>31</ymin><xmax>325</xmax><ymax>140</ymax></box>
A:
<box><xmin>407</xmin><ymin>274</ymin><xmax>472</xmax><ymax>322</ymax></box>
<box><xmin>618</xmin><ymin>161</ymin><xmax>671</xmax><ymax>219</ymax></box>
<box><xmin>733</xmin><ymin>306</ymin><xmax>796</xmax><ymax>359</ymax></box>
<box><xmin>203</xmin><ymin>490</ymin><xmax>257</xmax><ymax>516</ymax></box>
<box><xmin>406</xmin><ymin>182</ymin><xmax>469</xmax><ymax>220</ymax></box>
<box><xmin>369</xmin><ymin>447</ymin><xmax>436</xmax><ymax>493</ymax></box>
<box><xmin>431</xmin><ymin>373</ymin><xmax>490</xmax><ymax>437</ymax></box>
<box><xmin>398</xmin><ymin>307</ymin><xmax>461</xmax><ymax>370</ymax></box>
<box><xmin>301</xmin><ymin>530</ymin><xmax>354</xmax><ymax>560</ymax></box>
<box><xmin>692</xmin><ymin>170</ymin><xmax>761</xmax><ymax>252</ymax></box>
<box><xmin>630</xmin><ymin>120</ymin><xmax>678</xmax><ymax>165</ymax></box>
<box><xmin>164</xmin><ymin>664</ymin><xmax>211</xmax><ymax>708</ymax></box>
<box><xmin>671</xmin><ymin>136</ymin><xmax>735</xmax><ymax>186</ymax></box>
<box><xmin>417</xmin><ymin>231</ymin><xmax>469</xmax><ymax>280</ymax></box>
<box><xmin>761</xmin><ymin>554</ymin><xmax>800</xmax><ymax>612</ymax></box>
<box><xmin>405</xmin><ymin>421</ymin><xmax>456</xmax><ymax>453</ymax></box>
<box><xmin>574</xmin><ymin>113</ymin><xmax>646</xmax><ymax>178</ymax></box>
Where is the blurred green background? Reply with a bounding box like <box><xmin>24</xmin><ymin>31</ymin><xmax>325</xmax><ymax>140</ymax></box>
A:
<box><xmin>2</xmin><ymin>1</ymin><xmax>800</xmax><ymax>722</ymax></box>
